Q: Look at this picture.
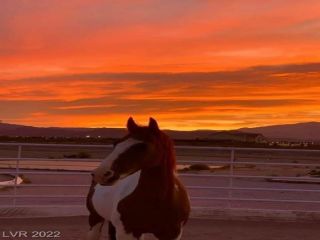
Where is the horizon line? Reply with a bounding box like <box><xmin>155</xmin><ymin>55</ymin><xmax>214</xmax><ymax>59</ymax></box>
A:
<box><xmin>1</xmin><ymin>120</ymin><xmax>319</xmax><ymax>132</ymax></box>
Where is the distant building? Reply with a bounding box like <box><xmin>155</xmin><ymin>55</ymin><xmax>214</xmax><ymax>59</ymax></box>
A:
<box><xmin>269</xmin><ymin>138</ymin><xmax>315</xmax><ymax>147</ymax></box>
<box><xmin>208</xmin><ymin>131</ymin><xmax>266</xmax><ymax>143</ymax></box>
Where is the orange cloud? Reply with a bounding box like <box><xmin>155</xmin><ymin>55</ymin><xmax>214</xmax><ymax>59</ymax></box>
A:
<box><xmin>1</xmin><ymin>63</ymin><xmax>320</xmax><ymax>130</ymax></box>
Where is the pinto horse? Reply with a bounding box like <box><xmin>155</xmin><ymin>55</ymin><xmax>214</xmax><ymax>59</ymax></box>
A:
<box><xmin>86</xmin><ymin>117</ymin><xmax>190</xmax><ymax>240</ymax></box>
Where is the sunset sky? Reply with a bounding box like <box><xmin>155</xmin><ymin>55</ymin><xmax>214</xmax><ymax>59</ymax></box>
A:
<box><xmin>1</xmin><ymin>0</ymin><xmax>320</xmax><ymax>130</ymax></box>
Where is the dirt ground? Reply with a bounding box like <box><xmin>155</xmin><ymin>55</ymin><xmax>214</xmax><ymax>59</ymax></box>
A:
<box><xmin>0</xmin><ymin>216</ymin><xmax>320</xmax><ymax>240</ymax></box>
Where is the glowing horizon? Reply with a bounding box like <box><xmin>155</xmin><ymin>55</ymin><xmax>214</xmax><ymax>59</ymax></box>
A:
<box><xmin>1</xmin><ymin>1</ymin><xmax>320</xmax><ymax>130</ymax></box>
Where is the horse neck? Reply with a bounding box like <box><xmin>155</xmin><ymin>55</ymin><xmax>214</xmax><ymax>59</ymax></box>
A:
<box><xmin>139</xmin><ymin>154</ymin><xmax>176</xmax><ymax>201</ymax></box>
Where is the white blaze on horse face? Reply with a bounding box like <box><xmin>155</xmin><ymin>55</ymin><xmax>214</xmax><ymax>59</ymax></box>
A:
<box><xmin>92</xmin><ymin>138</ymin><xmax>142</xmax><ymax>183</ymax></box>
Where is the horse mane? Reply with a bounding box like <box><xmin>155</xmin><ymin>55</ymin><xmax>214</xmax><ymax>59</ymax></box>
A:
<box><xmin>156</xmin><ymin>131</ymin><xmax>176</xmax><ymax>200</ymax></box>
<box><xmin>129</xmin><ymin>124</ymin><xmax>177</xmax><ymax>200</ymax></box>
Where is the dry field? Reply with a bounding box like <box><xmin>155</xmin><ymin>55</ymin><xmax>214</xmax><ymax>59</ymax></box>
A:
<box><xmin>1</xmin><ymin>145</ymin><xmax>320</xmax><ymax>175</ymax></box>
<box><xmin>0</xmin><ymin>216</ymin><xmax>320</xmax><ymax>240</ymax></box>
<box><xmin>1</xmin><ymin>145</ymin><xmax>320</xmax><ymax>211</ymax></box>
<box><xmin>1</xmin><ymin>145</ymin><xmax>320</xmax><ymax>239</ymax></box>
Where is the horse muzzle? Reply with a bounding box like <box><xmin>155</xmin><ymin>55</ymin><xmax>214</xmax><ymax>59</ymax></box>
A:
<box><xmin>91</xmin><ymin>169</ymin><xmax>119</xmax><ymax>186</ymax></box>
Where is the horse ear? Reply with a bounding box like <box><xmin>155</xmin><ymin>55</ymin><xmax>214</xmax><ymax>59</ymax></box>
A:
<box><xmin>127</xmin><ymin>117</ymin><xmax>138</xmax><ymax>133</ymax></box>
<box><xmin>148</xmin><ymin>117</ymin><xmax>159</xmax><ymax>131</ymax></box>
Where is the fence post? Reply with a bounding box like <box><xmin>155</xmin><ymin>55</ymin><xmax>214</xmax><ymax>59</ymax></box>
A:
<box><xmin>13</xmin><ymin>145</ymin><xmax>22</xmax><ymax>207</ymax></box>
<box><xmin>228</xmin><ymin>148</ymin><xmax>235</xmax><ymax>208</ymax></box>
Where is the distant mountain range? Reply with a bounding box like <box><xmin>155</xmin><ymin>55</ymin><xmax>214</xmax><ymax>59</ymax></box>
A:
<box><xmin>0</xmin><ymin>122</ymin><xmax>320</xmax><ymax>140</ymax></box>
<box><xmin>0</xmin><ymin>122</ymin><xmax>215</xmax><ymax>140</ymax></box>
<box><xmin>239</xmin><ymin>122</ymin><xmax>320</xmax><ymax>141</ymax></box>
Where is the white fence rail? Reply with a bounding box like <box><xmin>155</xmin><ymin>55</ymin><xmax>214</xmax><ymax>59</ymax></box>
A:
<box><xmin>0</xmin><ymin>143</ymin><xmax>320</xmax><ymax>213</ymax></box>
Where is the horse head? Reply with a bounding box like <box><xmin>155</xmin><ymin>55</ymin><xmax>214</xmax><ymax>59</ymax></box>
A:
<box><xmin>92</xmin><ymin>117</ymin><xmax>176</xmax><ymax>186</ymax></box>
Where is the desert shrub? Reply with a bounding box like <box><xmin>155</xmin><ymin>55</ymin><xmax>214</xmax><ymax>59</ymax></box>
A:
<box><xmin>236</xmin><ymin>164</ymin><xmax>255</xmax><ymax>169</ymax></box>
<box><xmin>178</xmin><ymin>167</ymin><xmax>190</xmax><ymax>173</ymax></box>
<box><xmin>189</xmin><ymin>163</ymin><xmax>211</xmax><ymax>171</ymax></box>
<box><xmin>77</xmin><ymin>151</ymin><xmax>91</xmax><ymax>158</ymax></box>
<box><xmin>63</xmin><ymin>154</ymin><xmax>77</xmax><ymax>158</ymax></box>
<box><xmin>64</xmin><ymin>151</ymin><xmax>91</xmax><ymax>159</ymax></box>
<box><xmin>309</xmin><ymin>169</ymin><xmax>320</xmax><ymax>177</ymax></box>
<box><xmin>220</xmin><ymin>164</ymin><xmax>230</xmax><ymax>170</ymax></box>
<box><xmin>0</xmin><ymin>173</ymin><xmax>14</xmax><ymax>180</ymax></box>
<box><xmin>244</xmin><ymin>164</ymin><xmax>256</xmax><ymax>168</ymax></box>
